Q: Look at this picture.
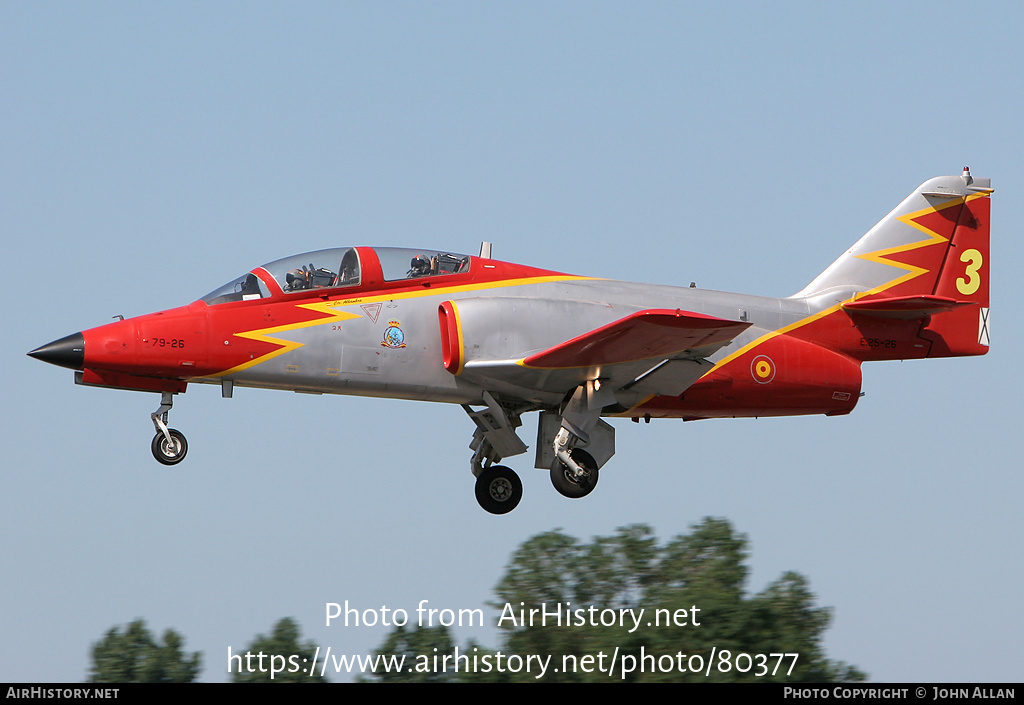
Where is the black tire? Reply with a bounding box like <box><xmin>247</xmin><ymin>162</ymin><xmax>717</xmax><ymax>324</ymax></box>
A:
<box><xmin>475</xmin><ymin>465</ymin><xmax>522</xmax><ymax>514</ymax></box>
<box><xmin>550</xmin><ymin>448</ymin><xmax>599</xmax><ymax>499</ymax></box>
<box><xmin>151</xmin><ymin>429</ymin><xmax>188</xmax><ymax>465</ymax></box>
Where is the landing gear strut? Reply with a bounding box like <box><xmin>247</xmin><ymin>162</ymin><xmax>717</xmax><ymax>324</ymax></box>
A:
<box><xmin>539</xmin><ymin>381</ymin><xmax>613</xmax><ymax>499</ymax></box>
<box><xmin>464</xmin><ymin>392</ymin><xmax>530</xmax><ymax>514</ymax></box>
<box><xmin>462</xmin><ymin>385</ymin><xmax>615</xmax><ymax>513</ymax></box>
<box><xmin>150</xmin><ymin>391</ymin><xmax>187</xmax><ymax>465</ymax></box>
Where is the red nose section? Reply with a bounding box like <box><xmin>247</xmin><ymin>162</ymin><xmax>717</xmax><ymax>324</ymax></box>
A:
<box><xmin>31</xmin><ymin>302</ymin><xmax>216</xmax><ymax>393</ymax></box>
<box><xmin>81</xmin><ymin>317</ymin><xmax>138</xmax><ymax>373</ymax></box>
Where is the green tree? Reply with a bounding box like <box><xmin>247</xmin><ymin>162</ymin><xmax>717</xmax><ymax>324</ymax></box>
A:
<box><xmin>360</xmin><ymin>625</ymin><xmax>458</xmax><ymax>683</ymax></box>
<box><xmin>368</xmin><ymin>518</ymin><xmax>865</xmax><ymax>683</ymax></box>
<box><xmin>230</xmin><ymin>617</ymin><xmax>327</xmax><ymax>683</ymax></box>
<box><xmin>491</xmin><ymin>518</ymin><xmax>864</xmax><ymax>682</ymax></box>
<box><xmin>88</xmin><ymin>619</ymin><xmax>201</xmax><ymax>682</ymax></box>
<box><xmin>489</xmin><ymin>525</ymin><xmax>659</xmax><ymax>681</ymax></box>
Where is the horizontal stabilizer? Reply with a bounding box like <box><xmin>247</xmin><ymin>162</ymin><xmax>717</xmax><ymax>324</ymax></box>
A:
<box><xmin>842</xmin><ymin>295</ymin><xmax>974</xmax><ymax>320</ymax></box>
<box><xmin>522</xmin><ymin>309</ymin><xmax>750</xmax><ymax>369</ymax></box>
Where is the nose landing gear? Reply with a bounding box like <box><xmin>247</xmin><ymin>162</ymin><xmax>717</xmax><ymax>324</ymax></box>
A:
<box><xmin>474</xmin><ymin>465</ymin><xmax>523</xmax><ymax>515</ymax></box>
<box><xmin>152</xmin><ymin>428</ymin><xmax>188</xmax><ymax>465</ymax></box>
<box><xmin>150</xmin><ymin>391</ymin><xmax>188</xmax><ymax>465</ymax></box>
<box><xmin>464</xmin><ymin>393</ymin><xmax>530</xmax><ymax>514</ymax></box>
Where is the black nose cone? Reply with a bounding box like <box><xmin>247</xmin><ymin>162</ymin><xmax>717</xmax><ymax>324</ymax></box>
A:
<box><xmin>28</xmin><ymin>332</ymin><xmax>85</xmax><ymax>370</ymax></box>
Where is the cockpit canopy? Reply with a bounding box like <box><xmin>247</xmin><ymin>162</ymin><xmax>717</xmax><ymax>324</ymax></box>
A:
<box><xmin>201</xmin><ymin>247</ymin><xmax>472</xmax><ymax>305</ymax></box>
<box><xmin>375</xmin><ymin>247</ymin><xmax>470</xmax><ymax>281</ymax></box>
<box><xmin>200</xmin><ymin>271</ymin><xmax>271</xmax><ymax>305</ymax></box>
<box><xmin>266</xmin><ymin>247</ymin><xmax>362</xmax><ymax>293</ymax></box>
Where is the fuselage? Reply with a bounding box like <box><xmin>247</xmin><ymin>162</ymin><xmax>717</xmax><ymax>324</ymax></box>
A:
<box><xmin>55</xmin><ymin>245</ymin><xmax>864</xmax><ymax>422</ymax></box>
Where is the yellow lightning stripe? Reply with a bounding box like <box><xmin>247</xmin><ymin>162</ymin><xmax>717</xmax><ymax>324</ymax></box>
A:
<box><xmin>217</xmin><ymin>274</ymin><xmax>595</xmax><ymax>376</ymax></box>
<box><xmin>216</xmin><ymin>302</ymin><xmax>362</xmax><ymax>376</ymax></box>
<box><xmin>847</xmin><ymin>190</ymin><xmax>987</xmax><ymax>301</ymax></box>
<box><xmin>847</xmin><ymin>196</ymin><xmax>961</xmax><ymax>294</ymax></box>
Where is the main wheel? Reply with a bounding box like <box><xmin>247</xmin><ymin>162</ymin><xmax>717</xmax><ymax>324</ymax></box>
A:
<box><xmin>151</xmin><ymin>429</ymin><xmax>188</xmax><ymax>465</ymax></box>
<box><xmin>550</xmin><ymin>448</ymin><xmax>599</xmax><ymax>499</ymax></box>
<box><xmin>475</xmin><ymin>465</ymin><xmax>522</xmax><ymax>514</ymax></box>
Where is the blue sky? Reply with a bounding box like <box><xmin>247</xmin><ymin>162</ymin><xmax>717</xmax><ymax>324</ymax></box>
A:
<box><xmin>2</xmin><ymin>2</ymin><xmax>1021</xmax><ymax>682</ymax></box>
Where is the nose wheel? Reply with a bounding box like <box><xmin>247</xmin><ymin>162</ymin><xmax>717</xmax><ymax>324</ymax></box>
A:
<box><xmin>152</xmin><ymin>429</ymin><xmax>188</xmax><ymax>465</ymax></box>
<box><xmin>150</xmin><ymin>391</ymin><xmax>188</xmax><ymax>465</ymax></box>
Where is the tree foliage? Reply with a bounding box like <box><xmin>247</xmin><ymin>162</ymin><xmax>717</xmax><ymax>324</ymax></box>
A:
<box><xmin>88</xmin><ymin>619</ymin><xmax>200</xmax><ymax>682</ymax></box>
<box><xmin>368</xmin><ymin>518</ymin><xmax>865</xmax><ymax>683</ymax></box>
<box><xmin>359</xmin><ymin>625</ymin><xmax>458</xmax><ymax>683</ymax></box>
<box><xmin>231</xmin><ymin>617</ymin><xmax>327</xmax><ymax>683</ymax></box>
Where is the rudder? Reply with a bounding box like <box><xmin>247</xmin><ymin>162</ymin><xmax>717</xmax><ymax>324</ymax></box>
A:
<box><xmin>923</xmin><ymin>181</ymin><xmax>991</xmax><ymax>356</ymax></box>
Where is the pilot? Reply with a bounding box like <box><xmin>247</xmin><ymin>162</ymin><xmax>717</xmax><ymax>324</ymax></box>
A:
<box><xmin>409</xmin><ymin>255</ymin><xmax>431</xmax><ymax>277</ymax></box>
<box><xmin>285</xmin><ymin>268</ymin><xmax>309</xmax><ymax>290</ymax></box>
<box><xmin>239</xmin><ymin>273</ymin><xmax>262</xmax><ymax>297</ymax></box>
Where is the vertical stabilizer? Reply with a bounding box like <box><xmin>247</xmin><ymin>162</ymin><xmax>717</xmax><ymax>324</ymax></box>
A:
<box><xmin>795</xmin><ymin>171</ymin><xmax>991</xmax><ymax>358</ymax></box>
<box><xmin>794</xmin><ymin>172</ymin><xmax>991</xmax><ymax>307</ymax></box>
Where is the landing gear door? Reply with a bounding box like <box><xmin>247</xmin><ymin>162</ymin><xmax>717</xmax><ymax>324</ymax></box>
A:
<box><xmin>535</xmin><ymin>411</ymin><xmax>615</xmax><ymax>470</ymax></box>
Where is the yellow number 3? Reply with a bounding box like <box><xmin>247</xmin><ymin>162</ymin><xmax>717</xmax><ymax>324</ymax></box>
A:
<box><xmin>956</xmin><ymin>248</ymin><xmax>983</xmax><ymax>296</ymax></box>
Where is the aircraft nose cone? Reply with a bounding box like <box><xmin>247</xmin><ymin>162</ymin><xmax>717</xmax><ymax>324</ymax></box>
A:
<box><xmin>28</xmin><ymin>332</ymin><xmax>85</xmax><ymax>370</ymax></box>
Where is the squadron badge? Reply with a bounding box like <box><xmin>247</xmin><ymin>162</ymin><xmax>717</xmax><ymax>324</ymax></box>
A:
<box><xmin>381</xmin><ymin>320</ymin><xmax>407</xmax><ymax>348</ymax></box>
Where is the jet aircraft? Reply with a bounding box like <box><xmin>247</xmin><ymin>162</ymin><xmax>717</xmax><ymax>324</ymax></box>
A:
<box><xmin>30</xmin><ymin>170</ymin><xmax>991</xmax><ymax>513</ymax></box>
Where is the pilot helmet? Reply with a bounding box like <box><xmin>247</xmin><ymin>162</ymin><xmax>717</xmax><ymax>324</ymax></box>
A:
<box><xmin>286</xmin><ymin>268</ymin><xmax>307</xmax><ymax>289</ymax></box>
<box><xmin>410</xmin><ymin>255</ymin><xmax>430</xmax><ymax>276</ymax></box>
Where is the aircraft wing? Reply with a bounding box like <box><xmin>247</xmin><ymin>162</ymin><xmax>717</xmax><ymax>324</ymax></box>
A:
<box><xmin>448</xmin><ymin>305</ymin><xmax>751</xmax><ymax>404</ymax></box>
<box><xmin>521</xmin><ymin>309</ymin><xmax>749</xmax><ymax>368</ymax></box>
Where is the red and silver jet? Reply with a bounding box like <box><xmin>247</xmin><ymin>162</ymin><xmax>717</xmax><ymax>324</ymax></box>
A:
<box><xmin>30</xmin><ymin>170</ymin><xmax>991</xmax><ymax>513</ymax></box>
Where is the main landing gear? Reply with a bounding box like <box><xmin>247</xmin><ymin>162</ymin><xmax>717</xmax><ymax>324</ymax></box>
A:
<box><xmin>464</xmin><ymin>384</ymin><xmax>615</xmax><ymax>514</ymax></box>
<box><xmin>550</xmin><ymin>447</ymin><xmax>599</xmax><ymax>499</ymax></box>
<box><xmin>150</xmin><ymin>391</ymin><xmax>188</xmax><ymax>465</ymax></box>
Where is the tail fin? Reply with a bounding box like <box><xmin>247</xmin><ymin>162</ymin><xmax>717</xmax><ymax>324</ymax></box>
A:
<box><xmin>795</xmin><ymin>170</ymin><xmax>991</xmax><ymax>357</ymax></box>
